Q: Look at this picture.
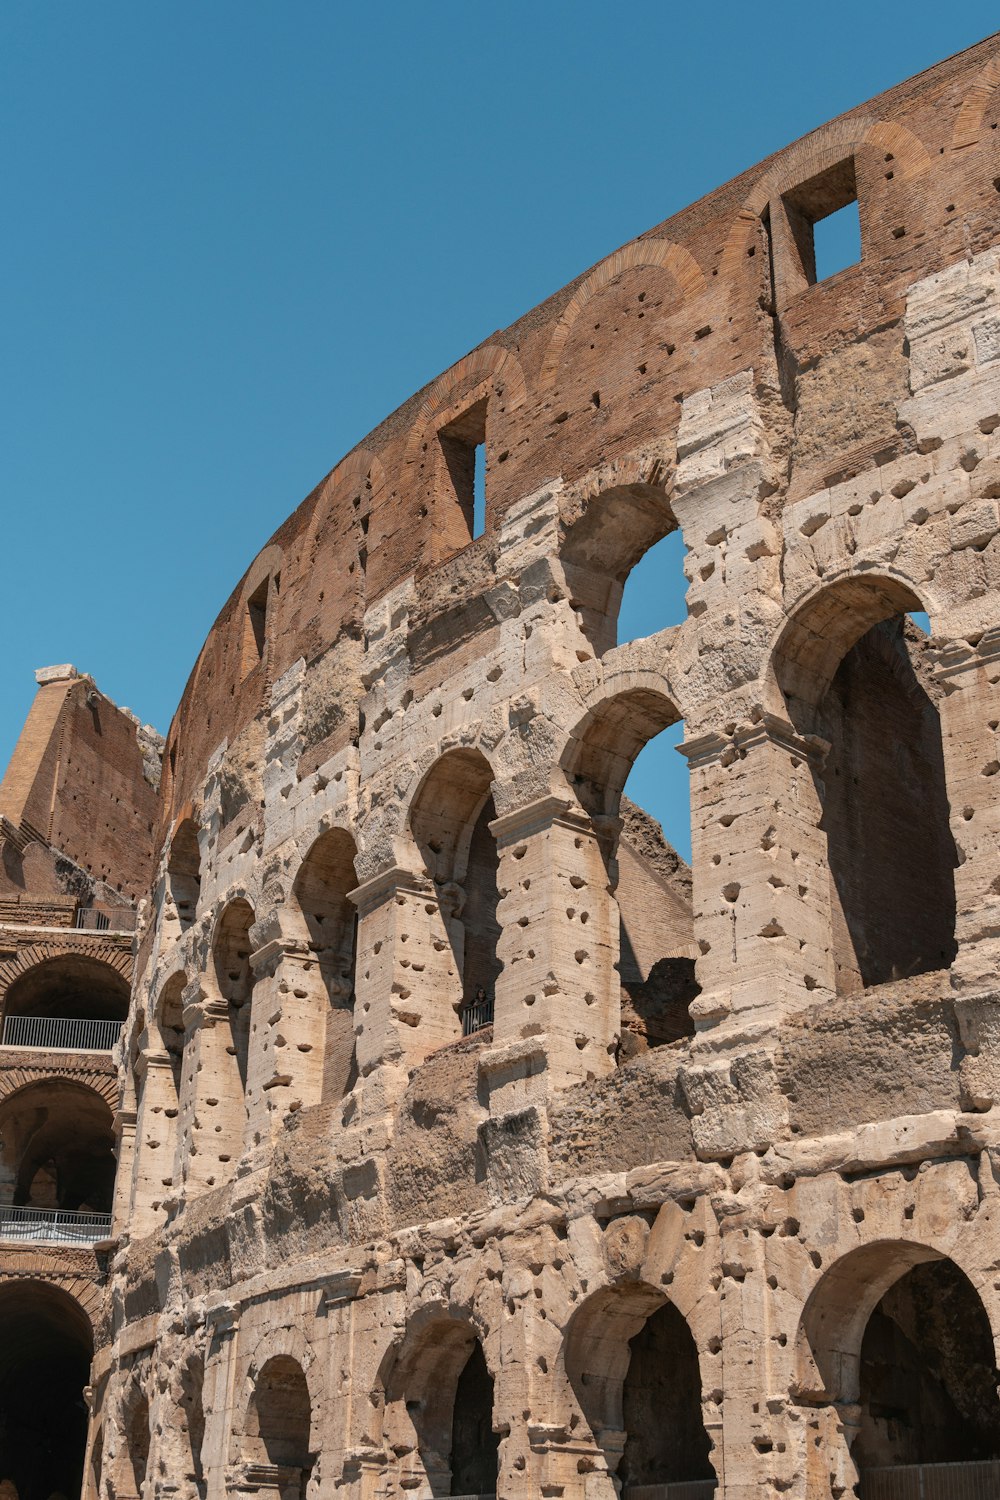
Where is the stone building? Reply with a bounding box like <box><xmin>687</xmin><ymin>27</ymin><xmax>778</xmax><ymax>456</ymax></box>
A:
<box><xmin>5</xmin><ymin>30</ymin><xmax>1000</xmax><ymax>1500</ymax></box>
<box><xmin>0</xmin><ymin>666</ymin><xmax>159</xmax><ymax>1500</ymax></box>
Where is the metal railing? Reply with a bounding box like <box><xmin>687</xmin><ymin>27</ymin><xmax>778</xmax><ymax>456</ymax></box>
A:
<box><xmin>0</xmin><ymin>1014</ymin><xmax>123</xmax><ymax>1051</ymax></box>
<box><xmin>864</xmin><ymin>1461</ymin><xmax>1000</xmax><ymax>1500</ymax></box>
<box><xmin>0</xmin><ymin>1205</ymin><xmax>112</xmax><ymax>1245</ymax></box>
<box><xmin>461</xmin><ymin>995</ymin><xmax>494</xmax><ymax>1036</ymax></box>
<box><xmin>75</xmin><ymin>906</ymin><xmax>137</xmax><ymax>932</ymax></box>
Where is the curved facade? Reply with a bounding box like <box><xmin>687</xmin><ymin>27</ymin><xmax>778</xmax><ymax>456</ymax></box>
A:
<box><xmin>93</xmin><ymin>34</ymin><xmax>1000</xmax><ymax>1500</ymax></box>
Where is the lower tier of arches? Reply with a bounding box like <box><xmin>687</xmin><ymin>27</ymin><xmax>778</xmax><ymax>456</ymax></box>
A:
<box><xmin>85</xmin><ymin>1147</ymin><xmax>1000</xmax><ymax>1500</ymax></box>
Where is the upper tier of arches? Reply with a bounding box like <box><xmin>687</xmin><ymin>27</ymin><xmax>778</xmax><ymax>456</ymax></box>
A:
<box><xmin>155</xmin><ymin>34</ymin><xmax>1000</xmax><ymax>833</ymax></box>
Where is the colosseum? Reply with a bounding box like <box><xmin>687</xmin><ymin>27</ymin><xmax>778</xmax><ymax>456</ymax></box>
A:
<box><xmin>2</xmin><ymin>31</ymin><xmax>1000</xmax><ymax>1500</ymax></box>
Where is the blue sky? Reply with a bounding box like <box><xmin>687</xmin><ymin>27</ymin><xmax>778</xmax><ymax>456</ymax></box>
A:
<box><xmin>1</xmin><ymin>3</ymin><xmax>995</xmax><ymax>862</ymax></box>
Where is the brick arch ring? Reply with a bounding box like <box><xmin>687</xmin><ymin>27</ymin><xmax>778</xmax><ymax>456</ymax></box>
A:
<box><xmin>0</xmin><ymin>1068</ymin><xmax>119</xmax><ymax>1110</ymax></box>
<box><xmin>402</xmin><ymin>344</ymin><xmax>528</xmax><ymax>468</ymax></box>
<box><xmin>304</xmin><ymin>446</ymin><xmax>390</xmax><ymax>558</ymax></box>
<box><xmin>953</xmin><ymin>50</ymin><xmax>1000</xmax><ymax>149</ymax></box>
<box><xmin>718</xmin><ymin>113</ymin><xmax>933</xmax><ymax>283</ymax></box>
<box><xmin>0</xmin><ymin>942</ymin><xmax>133</xmax><ymax>1042</ymax></box>
<box><xmin>538</xmin><ymin>239</ymin><xmax>708</xmax><ymax>392</ymax></box>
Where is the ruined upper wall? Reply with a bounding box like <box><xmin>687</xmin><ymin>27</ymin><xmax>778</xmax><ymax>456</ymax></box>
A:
<box><xmin>159</xmin><ymin>34</ymin><xmax>1000</xmax><ymax>834</ymax></box>
<box><xmin>0</xmin><ymin>667</ymin><xmax>162</xmax><ymax>905</ymax></box>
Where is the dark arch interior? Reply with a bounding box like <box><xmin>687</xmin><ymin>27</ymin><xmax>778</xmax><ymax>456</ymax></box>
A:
<box><xmin>246</xmin><ymin>1355</ymin><xmax>312</xmax><ymax>1473</ymax></box>
<box><xmin>856</xmin><ymin>1258</ymin><xmax>1000</xmax><ymax>1474</ymax></box>
<box><xmin>620</xmin><ymin>1300</ymin><xmax>715</xmax><ymax>1488</ymax></box>
<box><xmin>0</xmin><ymin>1282</ymin><xmax>93</xmax><ymax>1500</ymax></box>
<box><xmin>214</xmin><ymin>899</ymin><xmax>255</xmax><ymax>1089</ymax></box>
<box><xmin>3</xmin><ymin>955</ymin><xmax>129</xmax><ymax>1024</ymax></box>
<box><xmin>811</xmin><ymin>616</ymin><xmax>957</xmax><ymax>992</ymax></box>
<box><xmin>294</xmin><ymin>829</ymin><xmax>360</xmax><ymax>1100</ymax></box>
<box><xmin>450</xmin><ymin>1341</ymin><xmax>499</xmax><ymax>1496</ymax></box>
<box><xmin>0</xmin><ymin>1079</ymin><xmax>116</xmax><ymax>1211</ymax></box>
<box><xmin>167</xmin><ymin>818</ymin><xmax>201</xmax><ymax>929</ymax></box>
<box><xmin>410</xmin><ymin>750</ymin><xmax>500</xmax><ymax>1025</ymax></box>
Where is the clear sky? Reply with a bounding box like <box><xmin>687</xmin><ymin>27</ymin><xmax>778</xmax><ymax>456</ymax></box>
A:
<box><xmin>2</xmin><ymin>3</ymin><xmax>996</xmax><ymax>862</ymax></box>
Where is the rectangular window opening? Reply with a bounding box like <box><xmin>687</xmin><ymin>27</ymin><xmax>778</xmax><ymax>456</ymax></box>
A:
<box><xmin>439</xmin><ymin>396</ymin><xmax>489</xmax><ymax>541</ymax></box>
<box><xmin>241</xmin><ymin>579</ymin><xmax>269</xmax><ymax>677</ymax></box>
<box><xmin>782</xmin><ymin>157</ymin><xmax>860</xmax><ymax>288</ymax></box>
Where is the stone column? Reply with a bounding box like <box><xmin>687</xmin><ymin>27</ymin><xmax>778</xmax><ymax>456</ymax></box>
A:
<box><xmin>350</xmin><ymin>866</ymin><xmax>462</xmax><ymax>1116</ymax></box>
<box><xmin>242</xmin><ymin>914</ymin><xmax>329</xmax><ymax>1150</ymax></box>
<box><xmin>201</xmin><ymin>1303</ymin><xmax>241</xmax><ymax>1500</ymax></box>
<box><xmin>177</xmin><ymin>980</ymin><xmax>246</xmax><ymax>1195</ymax></box>
<box><xmin>129</xmin><ymin>1048</ymin><xmax>179</xmax><ymax>1236</ymax></box>
<box><xmin>934</xmin><ymin>632</ymin><xmax>1000</xmax><ymax>1111</ymax></box>
<box><xmin>483</xmin><ymin>795</ymin><xmax>619</xmax><ymax>1111</ymax></box>
<box><xmin>935</xmin><ymin>631</ymin><xmax>1000</xmax><ymax>986</ymax></box>
<box><xmin>682</xmin><ymin>713</ymin><xmax>835</xmax><ymax>1027</ymax></box>
<box><xmin>111</xmin><ymin>1107</ymin><xmax>137</xmax><ymax>1240</ymax></box>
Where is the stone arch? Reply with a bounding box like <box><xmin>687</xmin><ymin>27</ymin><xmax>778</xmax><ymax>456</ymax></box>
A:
<box><xmin>953</xmin><ymin>50</ymin><xmax>1000</xmax><ymax>149</ymax></box>
<box><xmin>563</xmin><ymin>684</ymin><xmax>682</xmax><ymax>823</ymax></box>
<box><xmin>212</xmin><ymin>897</ymin><xmax>257</xmax><ymax>1092</ymax></box>
<box><xmin>408</xmin><ymin>746</ymin><xmax>501</xmax><ymax>1025</ymax></box>
<box><xmin>0</xmin><ymin>1279</ymin><xmax>94</xmax><ymax>1500</ymax></box>
<box><xmin>0</xmin><ymin>1076</ymin><xmax>116</xmax><ymax>1213</ymax></box>
<box><xmin>0</xmin><ymin>948</ymin><xmax>131</xmax><ymax>1038</ymax></box>
<box><xmin>562</xmin><ymin>684</ymin><xmax>697</xmax><ymax>1052</ymax></box>
<box><xmin>403</xmin><ymin>345</ymin><xmax>527</xmax><ymax>467</ymax></box>
<box><xmin>539</xmin><ymin>240</ymin><xmax>708</xmax><ymax>390</ymax></box>
<box><xmin>795</xmin><ymin>1240</ymin><xmax>1000</xmax><ymax>1487</ymax></box>
<box><xmin>560</xmin><ymin>474</ymin><xmax>680</xmax><ymax>658</ymax></box>
<box><xmin>562</xmin><ymin>1280</ymin><xmax>716</xmax><ymax>1491</ymax></box>
<box><xmin>291</xmin><ymin>827</ymin><xmax>360</xmax><ymax>1102</ymax></box>
<box><xmin>152</xmin><ymin>970</ymin><xmax>187</xmax><ymax>1096</ymax></box>
<box><xmin>242</xmin><ymin>1354</ymin><xmax>314</xmax><ymax>1479</ymax></box>
<box><xmin>377</xmin><ymin>1305</ymin><xmax>499</xmax><ymax>1498</ymax></box>
<box><xmin>769</xmin><ymin>573</ymin><xmax>957</xmax><ymax>993</ymax></box>
<box><xmin>165</xmin><ymin>816</ymin><xmax>201</xmax><ymax>933</ymax></box>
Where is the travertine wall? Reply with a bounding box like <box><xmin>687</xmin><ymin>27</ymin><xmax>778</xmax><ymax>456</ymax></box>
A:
<box><xmin>93</xmin><ymin>34</ymin><xmax>1000</xmax><ymax>1500</ymax></box>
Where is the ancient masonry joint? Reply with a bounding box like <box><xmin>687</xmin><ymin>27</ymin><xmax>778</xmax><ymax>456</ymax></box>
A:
<box><xmin>3</xmin><ymin>32</ymin><xmax>1000</xmax><ymax>1500</ymax></box>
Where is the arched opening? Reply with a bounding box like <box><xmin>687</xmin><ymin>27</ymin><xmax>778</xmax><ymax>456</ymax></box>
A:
<box><xmin>775</xmin><ymin>578</ymin><xmax>957</xmax><ymax>993</ymax></box>
<box><xmin>410</xmin><ymin>749</ymin><xmax>500</xmax><ymax>1036</ymax></box>
<box><xmin>565</xmin><ymin>689</ymin><xmax>698</xmax><ymax>1056</ymax></box>
<box><xmin>564</xmin><ymin>1282</ymin><xmax>715</xmax><ymax>1492</ymax></box>
<box><xmin>561</xmin><ymin>482</ymin><xmax>680</xmax><ymax>657</ymax></box>
<box><xmin>213</xmin><ymin>898</ymin><xmax>256</xmax><ymax>1090</ymax></box>
<box><xmin>244</xmin><ymin>1355</ymin><xmax>312</xmax><ymax>1490</ymax></box>
<box><xmin>0</xmin><ymin>1079</ymin><xmax>115</xmax><ymax>1221</ymax></box>
<box><xmin>156</xmin><ymin>971</ymin><xmax>186</xmax><ymax>1097</ymax></box>
<box><xmin>293</xmin><ymin>828</ymin><xmax>360</xmax><ymax>1100</ymax></box>
<box><xmin>166</xmin><ymin>818</ymin><xmax>201</xmax><ymax>931</ymax></box>
<box><xmin>379</xmin><ymin>1314</ymin><xmax>498</xmax><ymax>1497</ymax></box>
<box><xmin>796</xmin><ymin>1242</ymin><xmax>1000</xmax><ymax>1493</ymax></box>
<box><xmin>2</xmin><ymin>955</ymin><xmax>129</xmax><ymax>1052</ymax></box>
<box><xmin>0</xmin><ymin>1281</ymin><xmax>93</xmax><ymax>1500</ymax></box>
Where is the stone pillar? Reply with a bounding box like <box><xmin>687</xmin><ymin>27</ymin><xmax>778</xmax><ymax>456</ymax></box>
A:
<box><xmin>202</xmin><ymin>1304</ymin><xmax>241</xmax><ymax>1500</ymax></box>
<box><xmin>350</xmin><ymin>866</ymin><xmax>462</xmax><ymax>1115</ymax></box>
<box><xmin>130</xmin><ymin>1048</ymin><xmax>179</xmax><ymax>1236</ymax></box>
<box><xmin>483</xmin><ymin>795</ymin><xmax>619</xmax><ymax>1110</ymax></box>
<box><xmin>935</xmin><ymin>631</ymin><xmax>1000</xmax><ymax>987</ymax></box>
<box><xmin>934</xmin><ymin>633</ymin><xmax>1000</xmax><ymax>1111</ymax></box>
<box><xmin>682</xmin><ymin>713</ymin><xmax>835</xmax><ymax>1027</ymax></box>
<box><xmin>177</xmin><ymin>981</ymin><xmax>246</xmax><ymax>1195</ymax></box>
<box><xmin>243</xmin><ymin>915</ymin><xmax>328</xmax><ymax>1150</ymax></box>
<box><xmin>111</xmin><ymin>1107</ymin><xmax>137</xmax><ymax>1240</ymax></box>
